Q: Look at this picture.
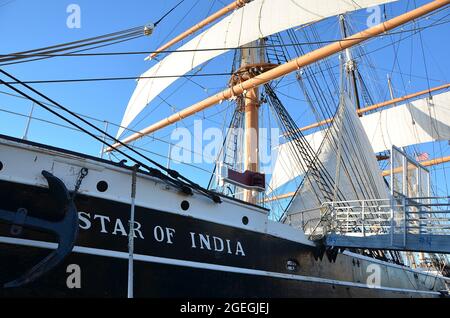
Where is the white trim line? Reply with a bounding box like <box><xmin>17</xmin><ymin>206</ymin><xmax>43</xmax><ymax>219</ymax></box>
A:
<box><xmin>0</xmin><ymin>236</ymin><xmax>442</xmax><ymax>296</ymax></box>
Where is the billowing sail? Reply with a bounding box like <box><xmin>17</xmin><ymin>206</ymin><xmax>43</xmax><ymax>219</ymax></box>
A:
<box><xmin>285</xmin><ymin>94</ymin><xmax>388</xmax><ymax>228</ymax></box>
<box><xmin>117</xmin><ymin>0</ymin><xmax>396</xmax><ymax>138</ymax></box>
<box><xmin>269</xmin><ymin>90</ymin><xmax>450</xmax><ymax>192</ymax></box>
<box><xmin>364</xmin><ymin>90</ymin><xmax>450</xmax><ymax>153</ymax></box>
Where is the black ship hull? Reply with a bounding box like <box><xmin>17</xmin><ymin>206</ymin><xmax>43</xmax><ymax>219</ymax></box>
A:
<box><xmin>0</xmin><ymin>135</ymin><xmax>448</xmax><ymax>298</ymax></box>
<box><xmin>0</xmin><ymin>181</ymin><xmax>446</xmax><ymax>298</ymax></box>
<box><xmin>1</xmin><ymin>245</ymin><xmax>442</xmax><ymax>298</ymax></box>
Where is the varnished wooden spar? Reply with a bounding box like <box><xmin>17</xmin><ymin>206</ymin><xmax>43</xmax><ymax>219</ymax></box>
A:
<box><xmin>262</xmin><ymin>192</ymin><xmax>297</xmax><ymax>203</ymax></box>
<box><xmin>147</xmin><ymin>0</ymin><xmax>251</xmax><ymax>60</ymax></box>
<box><xmin>381</xmin><ymin>155</ymin><xmax>450</xmax><ymax>177</ymax></box>
<box><xmin>360</xmin><ymin>82</ymin><xmax>450</xmax><ymax>114</ymax></box>
<box><xmin>107</xmin><ymin>0</ymin><xmax>450</xmax><ymax>152</ymax></box>
<box><xmin>288</xmin><ymin>83</ymin><xmax>450</xmax><ymax>135</ymax></box>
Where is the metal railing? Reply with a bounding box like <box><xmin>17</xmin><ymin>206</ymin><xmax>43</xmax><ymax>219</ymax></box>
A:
<box><xmin>0</xmin><ymin>102</ymin><xmax>224</xmax><ymax>180</ymax></box>
<box><xmin>285</xmin><ymin>206</ymin><xmax>327</xmax><ymax>238</ymax></box>
<box><xmin>325</xmin><ymin>199</ymin><xmax>392</xmax><ymax>236</ymax></box>
<box><xmin>322</xmin><ymin>197</ymin><xmax>450</xmax><ymax>243</ymax></box>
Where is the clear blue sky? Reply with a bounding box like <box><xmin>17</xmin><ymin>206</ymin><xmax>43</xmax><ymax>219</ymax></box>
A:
<box><xmin>0</xmin><ymin>0</ymin><xmax>449</xmax><ymax>199</ymax></box>
<box><xmin>0</xmin><ymin>0</ymin><xmax>233</xmax><ymax>157</ymax></box>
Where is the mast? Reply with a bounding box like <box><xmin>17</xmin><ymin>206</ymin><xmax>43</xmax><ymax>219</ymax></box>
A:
<box><xmin>240</xmin><ymin>41</ymin><xmax>263</xmax><ymax>203</ymax></box>
<box><xmin>387</xmin><ymin>75</ymin><xmax>396</xmax><ymax>100</ymax></box>
<box><xmin>107</xmin><ymin>0</ymin><xmax>450</xmax><ymax>152</ymax></box>
<box><xmin>227</xmin><ymin>41</ymin><xmax>273</xmax><ymax>203</ymax></box>
<box><xmin>223</xmin><ymin>41</ymin><xmax>275</xmax><ymax>203</ymax></box>
<box><xmin>339</xmin><ymin>15</ymin><xmax>362</xmax><ymax>112</ymax></box>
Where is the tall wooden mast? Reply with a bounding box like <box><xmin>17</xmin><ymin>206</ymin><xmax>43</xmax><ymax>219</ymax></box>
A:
<box><xmin>227</xmin><ymin>41</ymin><xmax>275</xmax><ymax>203</ymax></box>
<box><xmin>241</xmin><ymin>42</ymin><xmax>261</xmax><ymax>203</ymax></box>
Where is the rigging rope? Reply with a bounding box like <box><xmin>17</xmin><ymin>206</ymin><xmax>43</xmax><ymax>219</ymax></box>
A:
<box><xmin>0</xmin><ymin>0</ymin><xmax>187</xmax><ymax>65</ymax></box>
<box><xmin>0</xmin><ymin>69</ymin><xmax>222</xmax><ymax>203</ymax></box>
<box><xmin>1</xmin><ymin>17</ymin><xmax>449</xmax><ymax>64</ymax></box>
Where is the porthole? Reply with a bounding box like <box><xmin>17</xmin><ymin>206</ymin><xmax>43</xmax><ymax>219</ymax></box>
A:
<box><xmin>97</xmin><ymin>181</ymin><xmax>109</xmax><ymax>193</ymax></box>
<box><xmin>242</xmin><ymin>216</ymin><xmax>249</xmax><ymax>226</ymax></box>
<box><xmin>286</xmin><ymin>259</ymin><xmax>299</xmax><ymax>272</ymax></box>
<box><xmin>0</xmin><ymin>161</ymin><xmax>3</xmax><ymax>171</ymax></box>
<box><xmin>181</xmin><ymin>200</ymin><xmax>190</xmax><ymax>211</ymax></box>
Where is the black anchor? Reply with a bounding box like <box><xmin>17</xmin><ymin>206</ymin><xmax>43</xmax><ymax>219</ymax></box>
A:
<box><xmin>0</xmin><ymin>170</ymin><xmax>79</xmax><ymax>288</ymax></box>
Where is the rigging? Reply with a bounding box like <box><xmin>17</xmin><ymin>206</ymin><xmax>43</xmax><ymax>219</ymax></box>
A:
<box><xmin>1</xmin><ymin>16</ymin><xmax>449</xmax><ymax>65</ymax></box>
<box><xmin>0</xmin><ymin>0</ymin><xmax>187</xmax><ymax>66</ymax></box>
<box><xmin>0</xmin><ymin>69</ymin><xmax>222</xmax><ymax>204</ymax></box>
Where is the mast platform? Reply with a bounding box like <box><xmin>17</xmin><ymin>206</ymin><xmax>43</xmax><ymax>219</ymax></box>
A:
<box><xmin>316</xmin><ymin>197</ymin><xmax>450</xmax><ymax>254</ymax></box>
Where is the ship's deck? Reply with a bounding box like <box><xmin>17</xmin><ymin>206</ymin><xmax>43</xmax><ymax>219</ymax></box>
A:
<box><xmin>0</xmin><ymin>133</ymin><xmax>269</xmax><ymax>213</ymax></box>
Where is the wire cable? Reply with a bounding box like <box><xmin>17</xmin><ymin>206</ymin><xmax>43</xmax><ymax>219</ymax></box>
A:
<box><xmin>0</xmin><ymin>69</ymin><xmax>223</xmax><ymax>203</ymax></box>
<box><xmin>0</xmin><ymin>0</ymin><xmax>187</xmax><ymax>65</ymax></box>
<box><xmin>1</xmin><ymin>17</ymin><xmax>449</xmax><ymax>65</ymax></box>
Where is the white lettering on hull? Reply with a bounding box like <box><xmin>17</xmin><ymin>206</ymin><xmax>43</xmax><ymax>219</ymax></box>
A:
<box><xmin>190</xmin><ymin>232</ymin><xmax>245</xmax><ymax>257</ymax></box>
<box><xmin>78</xmin><ymin>213</ymin><xmax>246</xmax><ymax>257</ymax></box>
<box><xmin>78</xmin><ymin>212</ymin><xmax>144</xmax><ymax>239</ymax></box>
<box><xmin>153</xmin><ymin>226</ymin><xmax>176</xmax><ymax>244</ymax></box>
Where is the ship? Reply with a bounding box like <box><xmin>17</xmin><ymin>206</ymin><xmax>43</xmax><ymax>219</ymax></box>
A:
<box><xmin>0</xmin><ymin>0</ymin><xmax>450</xmax><ymax>298</ymax></box>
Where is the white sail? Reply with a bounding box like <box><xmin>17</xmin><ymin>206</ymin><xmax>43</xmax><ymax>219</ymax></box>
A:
<box><xmin>117</xmin><ymin>0</ymin><xmax>396</xmax><ymax>138</ymax></box>
<box><xmin>286</xmin><ymin>94</ymin><xmax>388</xmax><ymax>227</ymax></box>
<box><xmin>268</xmin><ymin>129</ymin><xmax>325</xmax><ymax>194</ymax></box>
<box><xmin>364</xmin><ymin>90</ymin><xmax>450</xmax><ymax>153</ymax></box>
<box><xmin>269</xmin><ymin>90</ymin><xmax>450</xmax><ymax>192</ymax></box>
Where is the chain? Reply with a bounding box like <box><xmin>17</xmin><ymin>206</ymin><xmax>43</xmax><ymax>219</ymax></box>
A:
<box><xmin>72</xmin><ymin>168</ymin><xmax>89</xmax><ymax>200</ymax></box>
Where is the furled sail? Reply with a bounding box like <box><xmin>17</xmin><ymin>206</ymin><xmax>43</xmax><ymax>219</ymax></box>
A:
<box><xmin>117</xmin><ymin>0</ymin><xmax>396</xmax><ymax>138</ymax></box>
<box><xmin>269</xmin><ymin>90</ymin><xmax>450</xmax><ymax>192</ymax></box>
<box><xmin>285</xmin><ymin>94</ymin><xmax>388</xmax><ymax>229</ymax></box>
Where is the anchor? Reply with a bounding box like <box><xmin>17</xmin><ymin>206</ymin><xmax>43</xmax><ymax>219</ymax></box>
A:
<box><xmin>0</xmin><ymin>170</ymin><xmax>79</xmax><ymax>288</ymax></box>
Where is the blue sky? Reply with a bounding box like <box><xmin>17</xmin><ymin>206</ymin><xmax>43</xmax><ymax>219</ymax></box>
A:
<box><xmin>0</xmin><ymin>0</ymin><xmax>450</xmax><ymax>201</ymax></box>
<box><xmin>0</xmin><ymin>0</ymin><xmax>233</xmax><ymax>157</ymax></box>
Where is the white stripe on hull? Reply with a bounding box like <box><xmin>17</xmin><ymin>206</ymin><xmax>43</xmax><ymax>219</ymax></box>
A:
<box><xmin>0</xmin><ymin>236</ymin><xmax>442</xmax><ymax>296</ymax></box>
